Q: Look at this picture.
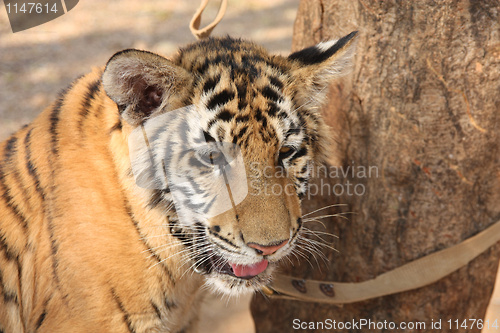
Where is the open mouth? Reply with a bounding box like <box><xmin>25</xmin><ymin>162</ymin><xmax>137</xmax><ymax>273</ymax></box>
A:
<box><xmin>201</xmin><ymin>251</ymin><xmax>269</xmax><ymax>279</ymax></box>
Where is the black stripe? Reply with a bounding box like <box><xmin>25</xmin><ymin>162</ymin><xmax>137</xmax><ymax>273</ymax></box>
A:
<box><xmin>211</xmin><ymin>239</ymin><xmax>240</xmax><ymax>254</ymax></box>
<box><xmin>206</xmin><ymin>118</ymin><xmax>217</xmax><ymax>131</ymax></box>
<box><xmin>151</xmin><ymin>300</ymin><xmax>162</xmax><ymax>320</ymax></box>
<box><xmin>46</xmin><ymin>216</ymin><xmax>60</xmax><ymax>286</ymax></box>
<box><xmin>124</xmin><ymin>200</ymin><xmax>176</xmax><ymax>285</ymax></box>
<box><xmin>260</xmin><ymin>116</ymin><xmax>268</xmax><ymax>129</ymax></box>
<box><xmin>235</xmin><ymin>115</ymin><xmax>250</xmax><ymax>123</ymax></box>
<box><xmin>3</xmin><ymin>289</ymin><xmax>18</xmax><ymax>304</ymax></box>
<box><xmin>25</xmin><ymin>129</ymin><xmax>46</xmax><ymax>200</ymax></box>
<box><xmin>216</xmin><ymin>109</ymin><xmax>234</xmax><ymax>122</ymax></box>
<box><xmin>209</xmin><ymin>230</ymin><xmax>238</xmax><ymax>249</ymax></box>
<box><xmin>241</xmin><ymin>54</ymin><xmax>265</xmax><ymax>67</ymax></box>
<box><xmin>164</xmin><ymin>298</ymin><xmax>177</xmax><ymax>311</ymax></box>
<box><xmin>5</xmin><ymin>131</ymin><xmax>36</xmax><ymax>216</ymax></box>
<box><xmin>16</xmin><ymin>259</ymin><xmax>23</xmax><ymax>316</ymax></box>
<box><xmin>202</xmin><ymin>74</ymin><xmax>221</xmax><ymax>93</ymax></box>
<box><xmin>147</xmin><ymin>188</ymin><xmax>170</xmax><ymax>210</ymax></box>
<box><xmin>277</xmin><ymin>111</ymin><xmax>288</xmax><ymax>119</ymax></box>
<box><xmin>0</xmin><ymin>136</ymin><xmax>29</xmax><ymax>231</ymax></box>
<box><xmin>240</xmin><ymin>136</ymin><xmax>249</xmax><ymax>150</ymax></box>
<box><xmin>35</xmin><ymin>309</ymin><xmax>47</xmax><ymax>330</ymax></box>
<box><xmin>206</xmin><ymin>89</ymin><xmax>235</xmax><ymax>111</ymax></box>
<box><xmin>203</xmin><ymin>131</ymin><xmax>216</xmax><ymax>143</ymax></box>
<box><xmin>78</xmin><ymin>80</ymin><xmax>101</xmax><ymax>135</ymax></box>
<box><xmin>236</xmin><ymin>82</ymin><xmax>247</xmax><ymax>100</ymax></box>
<box><xmin>285</xmin><ymin>127</ymin><xmax>302</xmax><ymax>139</ymax></box>
<box><xmin>147</xmin><ymin>191</ymin><xmax>163</xmax><ymax>210</ymax></box>
<box><xmin>267</xmin><ymin>102</ymin><xmax>279</xmax><ymax>117</ymax></box>
<box><xmin>201</xmin><ymin>195</ymin><xmax>217</xmax><ymax>215</ymax></box>
<box><xmin>267</xmin><ymin>60</ymin><xmax>291</xmax><ymax>77</ymax></box>
<box><xmin>240</xmin><ymin>63</ymin><xmax>259</xmax><ymax>79</ymax></box>
<box><xmin>291</xmin><ymin>217</ymin><xmax>302</xmax><ymax>240</ymax></box>
<box><xmin>192</xmin><ymin>58</ymin><xmax>210</xmax><ymax>75</ymax></box>
<box><xmin>238</xmin><ymin>99</ymin><xmax>248</xmax><ymax>110</ymax></box>
<box><xmin>109</xmin><ymin>121</ymin><xmax>123</xmax><ymax>134</ymax></box>
<box><xmin>3</xmin><ymin>136</ymin><xmax>17</xmax><ymax>164</ymax></box>
<box><xmin>254</xmin><ymin>107</ymin><xmax>264</xmax><ymax>122</ymax></box>
<box><xmin>232</xmin><ymin>126</ymin><xmax>248</xmax><ymax>145</ymax></box>
<box><xmin>181</xmin><ymin>96</ymin><xmax>192</xmax><ymax>107</ymax></box>
<box><xmin>269</xmin><ymin>75</ymin><xmax>284</xmax><ymax>90</ymax></box>
<box><xmin>261</xmin><ymin>86</ymin><xmax>282</xmax><ymax>103</ymax></box>
<box><xmin>174</xmin><ymin>174</ymin><xmax>204</xmax><ymax>199</ymax></box>
<box><xmin>182</xmin><ymin>199</ymin><xmax>204</xmax><ymax>212</ymax></box>
<box><xmin>291</xmin><ymin>146</ymin><xmax>308</xmax><ymax>160</ymax></box>
<box><xmin>0</xmin><ymin>231</ymin><xmax>17</xmax><ymax>261</ymax></box>
<box><xmin>211</xmin><ymin>54</ymin><xmax>237</xmax><ymax>70</ymax></box>
<box><xmin>169</xmin><ymin>219</ymin><xmax>192</xmax><ymax>245</ymax></box>
<box><xmin>111</xmin><ymin>288</ymin><xmax>135</xmax><ymax>333</ymax></box>
<box><xmin>49</xmin><ymin>90</ymin><xmax>67</xmax><ymax>156</ymax></box>
<box><xmin>217</xmin><ymin>127</ymin><xmax>225</xmax><ymax>142</ymax></box>
<box><xmin>47</xmin><ymin>75</ymin><xmax>84</xmax><ymax>155</ymax></box>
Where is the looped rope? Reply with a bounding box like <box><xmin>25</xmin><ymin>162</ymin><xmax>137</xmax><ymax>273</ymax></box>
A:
<box><xmin>190</xmin><ymin>0</ymin><xmax>228</xmax><ymax>40</ymax></box>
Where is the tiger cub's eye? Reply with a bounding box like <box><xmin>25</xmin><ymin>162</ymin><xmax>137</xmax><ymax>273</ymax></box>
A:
<box><xmin>278</xmin><ymin>146</ymin><xmax>295</xmax><ymax>160</ymax></box>
<box><xmin>200</xmin><ymin>150</ymin><xmax>227</xmax><ymax>166</ymax></box>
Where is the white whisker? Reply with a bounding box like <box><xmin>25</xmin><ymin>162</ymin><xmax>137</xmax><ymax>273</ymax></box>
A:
<box><xmin>301</xmin><ymin>228</ymin><xmax>339</xmax><ymax>239</ymax></box>
<box><xmin>303</xmin><ymin>212</ymin><xmax>353</xmax><ymax>222</ymax></box>
<box><xmin>302</xmin><ymin>204</ymin><xmax>347</xmax><ymax>217</ymax></box>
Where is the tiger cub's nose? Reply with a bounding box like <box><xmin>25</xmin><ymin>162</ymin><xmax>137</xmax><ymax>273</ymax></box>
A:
<box><xmin>248</xmin><ymin>240</ymin><xmax>289</xmax><ymax>256</ymax></box>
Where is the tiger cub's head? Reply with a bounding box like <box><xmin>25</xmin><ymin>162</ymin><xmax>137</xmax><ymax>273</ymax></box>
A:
<box><xmin>102</xmin><ymin>33</ymin><xmax>357</xmax><ymax>295</ymax></box>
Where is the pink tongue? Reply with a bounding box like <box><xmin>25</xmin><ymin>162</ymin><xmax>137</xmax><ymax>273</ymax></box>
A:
<box><xmin>230</xmin><ymin>260</ymin><xmax>268</xmax><ymax>278</ymax></box>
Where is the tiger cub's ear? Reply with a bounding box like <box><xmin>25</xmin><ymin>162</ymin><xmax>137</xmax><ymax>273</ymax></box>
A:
<box><xmin>102</xmin><ymin>49</ymin><xmax>193</xmax><ymax>126</ymax></box>
<box><xmin>288</xmin><ymin>31</ymin><xmax>358</xmax><ymax>108</ymax></box>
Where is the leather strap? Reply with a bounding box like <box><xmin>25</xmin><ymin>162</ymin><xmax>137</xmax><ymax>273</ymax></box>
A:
<box><xmin>264</xmin><ymin>219</ymin><xmax>500</xmax><ymax>304</ymax></box>
<box><xmin>190</xmin><ymin>0</ymin><xmax>228</xmax><ymax>40</ymax></box>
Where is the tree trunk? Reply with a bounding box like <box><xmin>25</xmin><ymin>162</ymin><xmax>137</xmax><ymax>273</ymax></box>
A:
<box><xmin>251</xmin><ymin>1</ymin><xmax>500</xmax><ymax>332</ymax></box>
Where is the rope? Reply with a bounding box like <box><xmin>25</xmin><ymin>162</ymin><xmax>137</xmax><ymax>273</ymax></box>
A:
<box><xmin>190</xmin><ymin>0</ymin><xmax>228</xmax><ymax>40</ymax></box>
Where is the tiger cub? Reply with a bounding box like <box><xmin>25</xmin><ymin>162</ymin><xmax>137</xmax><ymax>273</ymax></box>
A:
<box><xmin>0</xmin><ymin>32</ymin><xmax>357</xmax><ymax>332</ymax></box>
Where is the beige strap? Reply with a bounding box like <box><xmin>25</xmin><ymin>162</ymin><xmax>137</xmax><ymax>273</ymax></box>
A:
<box><xmin>266</xmin><ymin>218</ymin><xmax>500</xmax><ymax>304</ymax></box>
<box><xmin>190</xmin><ymin>0</ymin><xmax>228</xmax><ymax>40</ymax></box>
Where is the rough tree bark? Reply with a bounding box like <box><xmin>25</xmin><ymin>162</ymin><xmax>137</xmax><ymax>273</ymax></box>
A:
<box><xmin>251</xmin><ymin>1</ymin><xmax>500</xmax><ymax>332</ymax></box>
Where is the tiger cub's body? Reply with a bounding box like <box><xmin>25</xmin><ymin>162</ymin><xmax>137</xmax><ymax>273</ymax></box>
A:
<box><xmin>0</xmin><ymin>34</ymin><xmax>356</xmax><ymax>332</ymax></box>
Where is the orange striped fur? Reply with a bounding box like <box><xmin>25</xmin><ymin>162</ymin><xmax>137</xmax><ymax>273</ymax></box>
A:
<box><xmin>0</xmin><ymin>34</ymin><xmax>357</xmax><ymax>332</ymax></box>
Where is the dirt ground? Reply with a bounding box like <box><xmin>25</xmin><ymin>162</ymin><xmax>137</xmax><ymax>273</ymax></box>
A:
<box><xmin>1</xmin><ymin>1</ymin><xmax>499</xmax><ymax>332</ymax></box>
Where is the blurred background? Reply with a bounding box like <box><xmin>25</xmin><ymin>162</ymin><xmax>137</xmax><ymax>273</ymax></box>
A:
<box><xmin>0</xmin><ymin>1</ymin><xmax>498</xmax><ymax>332</ymax></box>
<box><xmin>0</xmin><ymin>0</ymin><xmax>299</xmax><ymax>140</ymax></box>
